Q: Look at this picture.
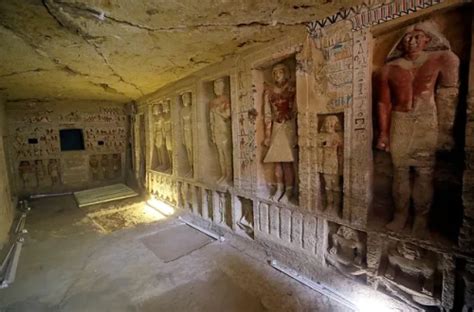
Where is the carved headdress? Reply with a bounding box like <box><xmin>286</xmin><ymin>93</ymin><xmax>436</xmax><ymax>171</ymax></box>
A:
<box><xmin>386</xmin><ymin>20</ymin><xmax>451</xmax><ymax>61</ymax></box>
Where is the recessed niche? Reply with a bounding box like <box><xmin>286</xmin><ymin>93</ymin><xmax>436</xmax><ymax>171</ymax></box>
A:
<box><xmin>28</xmin><ymin>138</ymin><xmax>38</xmax><ymax>144</ymax></box>
<box><xmin>60</xmin><ymin>129</ymin><xmax>85</xmax><ymax>151</ymax></box>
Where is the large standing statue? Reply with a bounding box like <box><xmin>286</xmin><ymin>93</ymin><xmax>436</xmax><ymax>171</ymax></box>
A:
<box><xmin>152</xmin><ymin>103</ymin><xmax>166</xmax><ymax>170</ymax></box>
<box><xmin>317</xmin><ymin>115</ymin><xmax>343</xmax><ymax>215</ymax></box>
<box><xmin>163</xmin><ymin>99</ymin><xmax>173</xmax><ymax>173</ymax></box>
<box><xmin>375</xmin><ymin>21</ymin><xmax>459</xmax><ymax>235</ymax></box>
<box><xmin>263</xmin><ymin>63</ymin><xmax>297</xmax><ymax>204</ymax></box>
<box><xmin>209</xmin><ymin>78</ymin><xmax>232</xmax><ymax>184</ymax></box>
<box><xmin>181</xmin><ymin>92</ymin><xmax>193</xmax><ymax>176</ymax></box>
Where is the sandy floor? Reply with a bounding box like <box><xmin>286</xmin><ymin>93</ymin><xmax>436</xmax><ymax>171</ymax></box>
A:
<box><xmin>0</xmin><ymin>195</ymin><xmax>348</xmax><ymax>312</ymax></box>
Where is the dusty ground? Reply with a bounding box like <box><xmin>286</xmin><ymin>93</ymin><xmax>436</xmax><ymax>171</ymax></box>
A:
<box><xmin>0</xmin><ymin>195</ymin><xmax>348</xmax><ymax>312</ymax></box>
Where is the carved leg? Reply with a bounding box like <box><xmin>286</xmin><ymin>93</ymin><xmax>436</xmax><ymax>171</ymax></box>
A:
<box><xmin>167</xmin><ymin>149</ymin><xmax>173</xmax><ymax>173</ymax></box>
<box><xmin>412</xmin><ymin>166</ymin><xmax>433</xmax><ymax>237</ymax></box>
<box><xmin>387</xmin><ymin>166</ymin><xmax>410</xmax><ymax>231</ymax></box>
<box><xmin>279</xmin><ymin>162</ymin><xmax>295</xmax><ymax>204</ymax></box>
<box><xmin>216</xmin><ymin>147</ymin><xmax>225</xmax><ymax>183</ymax></box>
<box><xmin>271</xmin><ymin>163</ymin><xmax>284</xmax><ymax>201</ymax></box>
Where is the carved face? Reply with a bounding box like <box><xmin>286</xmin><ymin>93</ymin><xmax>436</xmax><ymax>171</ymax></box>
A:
<box><xmin>152</xmin><ymin>104</ymin><xmax>162</xmax><ymax>116</ymax></box>
<box><xmin>401</xmin><ymin>29</ymin><xmax>431</xmax><ymax>55</ymax></box>
<box><xmin>213</xmin><ymin>79</ymin><xmax>225</xmax><ymax>96</ymax></box>
<box><xmin>323</xmin><ymin>116</ymin><xmax>339</xmax><ymax>133</ymax></box>
<box><xmin>163</xmin><ymin>101</ymin><xmax>170</xmax><ymax>114</ymax></box>
<box><xmin>182</xmin><ymin>93</ymin><xmax>191</xmax><ymax>107</ymax></box>
<box><xmin>272</xmin><ymin>63</ymin><xmax>289</xmax><ymax>85</ymax></box>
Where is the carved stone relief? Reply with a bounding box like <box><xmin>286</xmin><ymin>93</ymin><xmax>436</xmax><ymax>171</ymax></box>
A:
<box><xmin>317</xmin><ymin>114</ymin><xmax>343</xmax><ymax>216</ymax></box>
<box><xmin>209</xmin><ymin>78</ymin><xmax>233</xmax><ymax>184</ymax></box>
<box><xmin>373</xmin><ymin>20</ymin><xmax>462</xmax><ymax>238</ymax></box>
<box><xmin>260</xmin><ymin>60</ymin><xmax>298</xmax><ymax>204</ymax></box>
<box><xmin>378</xmin><ymin>241</ymin><xmax>442</xmax><ymax>309</ymax></box>
<box><xmin>151</xmin><ymin>102</ymin><xmax>167</xmax><ymax>171</ymax></box>
<box><xmin>235</xmin><ymin>196</ymin><xmax>254</xmax><ymax>238</ymax></box>
<box><xmin>89</xmin><ymin>154</ymin><xmax>121</xmax><ymax>181</ymax></box>
<box><xmin>326</xmin><ymin>223</ymin><xmax>366</xmax><ymax>279</ymax></box>
<box><xmin>180</xmin><ymin>92</ymin><xmax>193</xmax><ymax>177</ymax></box>
<box><xmin>163</xmin><ymin>99</ymin><xmax>173</xmax><ymax>174</ymax></box>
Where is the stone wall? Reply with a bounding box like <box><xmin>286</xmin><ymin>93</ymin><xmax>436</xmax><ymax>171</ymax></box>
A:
<box><xmin>0</xmin><ymin>97</ymin><xmax>15</xmax><ymax>248</ymax></box>
<box><xmin>136</xmin><ymin>1</ymin><xmax>473</xmax><ymax>310</ymax></box>
<box><xmin>5</xmin><ymin>100</ymin><xmax>129</xmax><ymax>195</ymax></box>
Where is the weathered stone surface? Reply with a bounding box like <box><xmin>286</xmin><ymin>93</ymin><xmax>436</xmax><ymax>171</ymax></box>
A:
<box><xmin>0</xmin><ymin>0</ymin><xmax>366</xmax><ymax>102</ymax></box>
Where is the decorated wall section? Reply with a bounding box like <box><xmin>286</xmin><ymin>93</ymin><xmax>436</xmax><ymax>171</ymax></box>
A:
<box><xmin>136</xmin><ymin>1</ymin><xmax>474</xmax><ymax>310</ymax></box>
<box><xmin>6</xmin><ymin>101</ymin><xmax>129</xmax><ymax>195</ymax></box>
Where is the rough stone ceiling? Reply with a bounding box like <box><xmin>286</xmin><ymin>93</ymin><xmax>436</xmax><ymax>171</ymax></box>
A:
<box><xmin>0</xmin><ymin>0</ymin><xmax>363</xmax><ymax>103</ymax></box>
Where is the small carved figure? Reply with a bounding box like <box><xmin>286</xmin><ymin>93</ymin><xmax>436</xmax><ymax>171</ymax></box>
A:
<box><xmin>382</xmin><ymin>242</ymin><xmax>437</xmax><ymax>305</ymax></box>
<box><xmin>317</xmin><ymin>116</ymin><xmax>343</xmax><ymax>215</ymax></box>
<box><xmin>163</xmin><ymin>100</ymin><xmax>173</xmax><ymax>173</ymax></box>
<box><xmin>152</xmin><ymin>103</ymin><xmax>166</xmax><ymax>170</ymax></box>
<box><xmin>237</xmin><ymin>204</ymin><xmax>254</xmax><ymax>235</ymax></box>
<box><xmin>209</xmin><ymin>78</ymin><xmax>232</xmax><ymax>184</ymax></box>
<box><xmin>18</xmin><ymin>161</ymin><xmax>32</xmax><ymax>188</ymax></box>
<box><xmin>375</xmin><ymin>21</ymin><xmax>460</xmax><ymax>236</ymax></box>
<box><xmin>89</xmin><ymin>155</ymin><xmax>100</xmax><ymax>180</ymax></box>
<box><xmin>326</xmin><ymin>225</ymin><xmax>366</xmax><ymax>276</ymax></box>
<box><xmin>263</xmin><ymin>63</ymin><xmax>297</xmax><ymax>203</ymax></box>
<box><xmin>101</xmin><ymin>154</ymin><xmax>110</xmax><ymax>179</ymax></box>
<box><xmin>111</xmin><ymin>154</ymin><xmax>121</xmax><ymax>178</ymax></box>
<box><xmin>35</xmin><ymin>159</ymin><xmax>46</xmax><ymax>187</ymax></box>
<box><xmin>48</xmin><ymin>159</ymin><xmax>61</xmax><ymax>185</ymax></box>
<box><xmin>181</xmin><ymin>92</ymin><xmax>193</xmax><ymax>176</ymax></box>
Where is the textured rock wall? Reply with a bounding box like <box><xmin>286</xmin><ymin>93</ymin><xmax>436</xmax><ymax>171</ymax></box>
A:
<box><xmin>0</xmin><ymin>97</ymin><xmax>15</xmax><ymax>248</ymax></box>
<box><xmin>5</xmin><ymin>101</ymin><xmax>129</xmax><ymax>195</ymax></box>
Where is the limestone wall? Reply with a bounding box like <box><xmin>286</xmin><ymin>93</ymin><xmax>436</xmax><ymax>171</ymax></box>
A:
<box><xmin>0</xmin><ymin>97</ymin><xmax>15</xmax><ymax>248</ymax></box>
<box><xmin>5</xmin><ymin>101</ymin><xmax>129</xmax><ymax>195</ymax></box>
<box><xmin>136</xmin><ymin>1</ymin><xmax>473</xmax><ymax>310</ymax></box>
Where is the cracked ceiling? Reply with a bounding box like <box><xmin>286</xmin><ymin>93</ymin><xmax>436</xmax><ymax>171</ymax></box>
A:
<box><xmin>0</xmin><ymin>0</ymin><xmax>363</xmax><ymax>103</ymax></box>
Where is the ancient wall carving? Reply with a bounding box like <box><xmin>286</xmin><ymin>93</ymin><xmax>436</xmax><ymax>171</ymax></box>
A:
<box><xmin>138</xmin><ymin>2</ymin><xmax>473</xmax><ymax>310</ymax></box>
<box><xmin>7</xmin><ymin>102</ymin><xmax>127</xmax><ymax>194</ymax></box>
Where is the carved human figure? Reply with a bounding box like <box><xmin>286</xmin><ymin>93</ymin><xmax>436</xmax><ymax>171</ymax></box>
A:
<box><xmin>163</xmin><ymin>100</ymin><xmax>173</xmax><ymax>173</ymax></box>
<box><xmin>375</xmin><ymin>21</ymin><xmax>459</xmax><ymax>235</ymax></box>
<box><xmin>263</xmin><ymin>63</ymin><xmax>297</xmax><ymax>203</ymax></box>
<box><xmin>327</xmin><ymin>226</ymin><xmax>366</xmax><ymax>276</ymax></box>
<box><xmin>18</xmin><ymin>161</ymin><xmax>32</xmax><ymax>188</ymax></box>
<box><xmin>101</xmin><ymin>154</ymin><xmax>109</xmax><ymax>179</ymax></box>
<box><xmin>384</xmin><ymin>242</ymin><xmax>436</xmax><ymax>298</ymax></box>
<box><xmin>111</xmin><ymin>153</ymin><xmax>121</xmax><ymax>178</ymax></box>
<box><xmin>152</xmin><ymin>103</ymin><xmax>166</xmax><ymax>170</ymax></box>
<box><xmin>89</xmin><ymin>155</ymin><xmax>100</xmax><ymax>180</ymax></box>
<box><xmin>237</xmin><ymin>203</ymin><xmax>253</xmax><ymax>235</ymax></box>
<box><xmin>35</xmin><ymin>160</ymin><xmax>45</xmax><ymax>187</ymax></box>
<box><xmin>48</xmin><ymin>159</ymin><xmax>61</xmax><ymax>185</ymax></box>
<box><xmin>181</xmin><ymin>92</ymin><xmax>193</xmax><ymax>176</ymax></box>
<box><xmin>209</xmin><ymin>78</ymin><xmax>232</xmax><ymax>184</ymax></box>
<box><xmin>317</xmin><ymin>116</ymin><xmax>343</xmax><ymax>215</ymax></box>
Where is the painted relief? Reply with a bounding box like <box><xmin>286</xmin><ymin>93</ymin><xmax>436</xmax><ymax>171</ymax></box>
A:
<box><xmin>378</xmin><ymin>241</ymin><xmax>442</xmax><ymax>309</ymax></box>
<box><xmin>151</xmin><ymin>102</ymin><xmax>170</xmax><ymax>172</ymax></box>
<box><xmin>374</xmin><ymin>21</ymin><xmax>460</xmax><ymax>237</ymax></box>
<box><xmin>180</xmin><ymin>92</ymin><xmax>193</xmax><ymax>177</ymax></box>
<box><xmin>89</xmin><ymin>154</ymin><xmax>121</xmax><ymax>181</ymax></box>
<box><xmin>317</xmin><ymin>114</ymin><xmax>343</xmax><ymax>216</ymax></box>
<box><xmin>209</xmin><ymin>78</ymin><xmax>233</xmax><ymax>184</ymax></box>
<box><xmin>262</xmin><ymin>62</ymin><xmax>297</xmax><ymax>204</ymax></box>
<box><xmin>326</xmin><ymin>223</ymin><xmax>366</xmax><ymax>279</ymax></box>
<box><xmin>163</xmin><ymin>99</ymin><xmax>173</xmax><ymax>174</ymax></box>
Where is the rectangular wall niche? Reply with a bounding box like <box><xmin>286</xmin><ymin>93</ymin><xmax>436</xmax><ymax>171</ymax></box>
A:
<box><xmin>60</xmin><ymin>128</ymin><xmax>85</xmax><ymax>151</ymax></box>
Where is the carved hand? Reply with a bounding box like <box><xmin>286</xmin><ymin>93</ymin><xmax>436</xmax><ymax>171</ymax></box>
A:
<box><xmin>376</xmin><ymin>135</ymin><xmax>390</xmax><ymax>152</ymax></box>
<box><xmin>438</xmin><ymin>132</ymin><xmax>455</xmax><ymax>151</ymax></box>
<box><xmin>263</xmin><ymin>136</ymin><xmax>271</xmax><ymax>147</ymax></box>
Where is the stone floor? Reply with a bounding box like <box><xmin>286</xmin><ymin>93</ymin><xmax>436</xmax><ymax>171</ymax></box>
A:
<box><xmin>0</xmin><ymin>195</ymin><xmax>348</xmax><ymax>312</ymax></box>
